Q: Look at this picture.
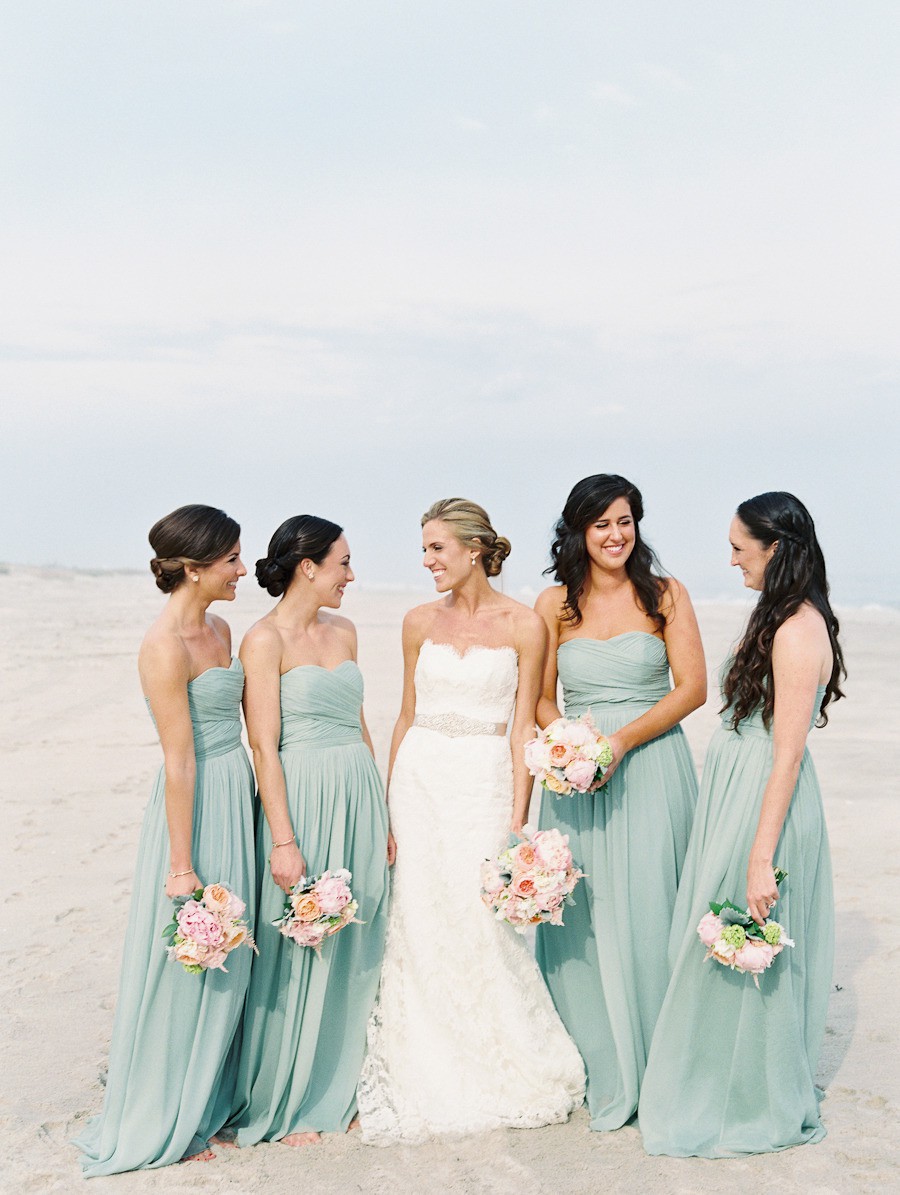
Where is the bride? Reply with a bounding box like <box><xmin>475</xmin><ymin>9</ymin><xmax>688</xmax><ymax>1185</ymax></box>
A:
<box><xmin>357</xmin><ymin>498</ymin><xmax>585</xmax><ymax>1144</ymax></box>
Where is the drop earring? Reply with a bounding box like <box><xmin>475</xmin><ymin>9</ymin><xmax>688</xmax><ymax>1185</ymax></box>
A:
<box><xmin>471</xmin><ymin>556</ymin><xmax>477</xmax><ymax>567</ymax></box>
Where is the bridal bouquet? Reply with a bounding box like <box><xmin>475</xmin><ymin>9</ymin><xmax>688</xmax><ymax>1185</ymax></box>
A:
<box><xmin>273</xmin><ymin>868</ymin><xmax>359</xmax><ymax>951</ymax></box>
<box><xmin>481</xmin><ymin>825</ymin><xmax>584</xmax><ymax>933</ymax></box>
<box><xmin>162</xmin><ymin>883</ymin><xmax>256</xmax><ymax>974</ymax></box>
<box><xmin>524</xmin><ymin>713</ymin><xmax>613</xmax><ymax>796</ymax></box>
<box><xmin>697</xmin><ymin>868</ymin><xmax>793</xmax><ymax>988</ymax></box>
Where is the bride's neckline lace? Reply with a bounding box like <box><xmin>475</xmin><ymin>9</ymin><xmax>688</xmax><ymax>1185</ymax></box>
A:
<box><xmin>422</xmin><ymin>638</ymin><xmax>518</xmax><ymax>661</ymax></box>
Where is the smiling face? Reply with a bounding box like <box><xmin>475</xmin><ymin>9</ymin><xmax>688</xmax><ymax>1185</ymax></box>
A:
<box><xmin>421</xmin><ymin>519</ymin><xmax>474</xmax><ymax>592</ymax></box>
<box><xmin>583</xmin><ymin>497</ymin><xmax>636</xmax><ymax>573</ymax></box>
<box><xmin>196</xmin><ymin>540</ymin><xmax>246</xmax><ymax>601</ymax></box>
<box><xmin>309</xmin><ymin>534</ymin><xmax>354</xmax><ymax>608</ymax></box>
<box><xmin>729</xmin><ymin>516</ymin><xmax>777</xmax><ymax>591</ymax></box>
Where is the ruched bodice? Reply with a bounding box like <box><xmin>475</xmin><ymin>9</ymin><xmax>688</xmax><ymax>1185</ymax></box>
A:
<box><xmin>413</xmin><ymin>640</ymin><xmax>518</xmax><ymax>724</ymax></box>
<box><xmin>279</xmin><ymin>661</ymin><xmax>364</xmax><ymax>749</ymax></box>
<box><xmin>558</xmin><ymin>633</ymin><xmax>671</xmax><ymax>713</ymax></box>
<box><xmin>145</xmin><ymin>659</ymin><xmax>245</xmax><ymax>759</ymax></box>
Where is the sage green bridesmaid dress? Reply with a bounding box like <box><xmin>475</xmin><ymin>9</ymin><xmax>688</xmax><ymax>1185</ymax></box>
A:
<box><xmin>75</xmin><ymin>660</ymin><xmax>255</xmax><ymax>1176</ymax></box>
<box><xmin>231</xmin><ymin>661</ymin><xmax>389</xmax><ymax>1143</ymax></box>
<box><xmin>536</xmin><ymin>634</ymin><xmax>698</xmax><ymax>1130</ymax></box>
<box><xmin>638</xmin><ymin>685</ymin><xmax>833</xmax><ymax>1157</ymax></box>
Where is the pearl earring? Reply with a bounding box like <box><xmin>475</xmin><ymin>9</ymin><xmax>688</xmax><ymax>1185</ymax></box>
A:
<box><xmin>471</xmin><ymin>556</ymin><xmax>477</xmax><ymax>567</ymax></box>
<box><xmin>192</xmin><ymin>575</ymin><xmax>199</xmax><ymax>583</ymax></box>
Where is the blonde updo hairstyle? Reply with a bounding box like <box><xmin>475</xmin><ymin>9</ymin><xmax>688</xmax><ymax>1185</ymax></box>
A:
<box><xmin>421</xmin><ymin>497</ymin><xmax>511</xmax><ymax>577</ymax></box>
<box><xmin>149</xmin><ymin>504</ymin><xmax>241</xmax><ymax>594</ymax></box>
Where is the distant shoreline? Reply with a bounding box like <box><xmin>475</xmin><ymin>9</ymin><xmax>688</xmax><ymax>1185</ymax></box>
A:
<box><xmin>1</xmin><ymin>562</ymin><xmax>897</xmax><ymax>615</ymax></box>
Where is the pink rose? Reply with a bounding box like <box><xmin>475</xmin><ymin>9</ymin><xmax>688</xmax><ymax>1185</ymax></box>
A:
<box><xmin>292</xmin><ymin>893</ymin><xmax>322</xmax><ymax>922</ymax></box>
<box><xmin>177</xmin><ymin>901</ymin><xmax>226</xmax><ymax>948</ymax></box>
<box><xmin>533</xmin><ymin>829</ymin><xmax>573</xmax><ymax>872</ymax></box>
<box><xmin>203</xmin><ymin>949</ymin><xmax>229</xmax><ymax>971</ymax></box>
<box><xmin>315</xmin><ymin>873</ymin><xmax>353</xmax><ymax>915</ymax></box>
<box><xmin>512</xmin><ymin>874</ymin><xmax>537</xmax><ymax>898</ymax></box>
<box><xmin>733</xmin><ymin>941</ymin><xmax>775</xmax><ymax>975</ymax></box>
<box><xmin>289</xmin><ymin>922</ymin><xmax>323</xmax><ymax>947</ymax></box>
<box><xmin>564</xmin><ymin>757</ymin><xmax>597</xmax><ymax>792</ymax></box>
<box><xmin>514</xmin><ymin>842</ymin><xmax>537</xmax><ymax>869</ymax></box>
<box><xmin>201</xmin><ymin>884</ymin><xmax>232</xmax><ymax>914</ymax></box>
<box><xmin>223</xmin><ymin>923</ymin><xmax>247</xmax><ymax>950</ymax></box>
<box><xmin>543</xmin><ymin>773</ymin><xmax>572</xmax><ymax>795</ymax></box>
<box><xmin>549</xmin><ymin>742</ymin><xmax>574</xmax><ymax>767</ymax></box>
<box><xmin>173</xmin><ymin>938</ymin><xmax>206</xmax><ymax>966</ymax></box>
<box><xmin>524</xmin><ymin>739</ymin><xmax>552</xmax><ymax>772</ymax></box>
<box><xmin>697</xmin><ymin>912</ymin><xmax>725</xmax><ymax>948</ymax></box>
<box><xmin>561</xmin><ymin>721</ymin><xmax>593</xmax><ymax>750</ymax></box>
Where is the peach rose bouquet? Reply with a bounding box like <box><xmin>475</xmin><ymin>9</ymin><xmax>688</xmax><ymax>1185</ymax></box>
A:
<box><xmin>698</xmin><ymin>868</ymin><xmax>793</xmax><ymax>988</ymax></box>
<box><xmin>272</xmin><ymin>868</ymin><xmax>359</xmax><ymax>952</ymax></box>
<box><xmin>162</xmin><ymin>882</ymin><xmax>257</xmax><ymax>974</ymax></box>
<box><xmin>524</xmin><ymin>713</ymin><xmax>613</xmax><ymax>796</ymax></box>
<box><xmin>481</xmin><ymin>825</ymin><xmax>585</xmax><ymax>933</ymax></box>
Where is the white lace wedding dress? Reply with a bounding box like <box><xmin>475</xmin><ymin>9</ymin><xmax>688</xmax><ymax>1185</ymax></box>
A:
<box><xmin>357</xmin><ymin>640</ymin><xmax>585</xmax><ymax>1144</ymax></box>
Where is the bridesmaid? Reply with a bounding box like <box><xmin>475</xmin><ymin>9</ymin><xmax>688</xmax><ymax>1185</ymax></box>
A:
<box><xmin>229</xmin><ymin>515</ymin><xmax>390</xmax><ymax>1147</ymax></box>
<box><xmin>534</xmin><ymin>473</ymin><xmax>706</xmax><ymax>1131</ymax></box>
<box><xmin>639</xmin><ymin>492</ymin><xmax>844</xmax><ymax>1156</ymax></box>
<box><xmin>76</xmin><ymin>505</ymin><xmax>255</xmax><ymax>1176</ymax></box>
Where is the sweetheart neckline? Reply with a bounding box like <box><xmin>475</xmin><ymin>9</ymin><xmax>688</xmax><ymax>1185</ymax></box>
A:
<box><xmin>187</xmin><ymin>657</ymin><xmax>240</xmax><ymax>684</ymax></box>
<box><xmin>558</xmin><ymin>631</ymin><xmax>664</xmax><ymax>649</ymax></box>
<box><xmin>421</xmin><ymin>638</ymin><xmax>518</xmax><ymax>661</ymax></box>
<box><xmin>281</xmin><ymin>659</ymin><xmax>358</xmax><ymax>677</ymax></box>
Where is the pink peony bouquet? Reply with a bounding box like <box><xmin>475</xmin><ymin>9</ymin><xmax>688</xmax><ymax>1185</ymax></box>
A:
<box><xmin>698</xmin><ymin>868</ymin><xmax>793</xmax><ymax>988</ymax></box>
<box><xmin>162</xmin><ymin>882</ymin><xmax>256</xmax><ymax>974</ymax></box>
<box><xmin>481</xmin><ymin>824</ymin><xmax>585</xmax><ymax>933</ymax></box>
<box><xmin>524</xmin><ymin>713</ymin><xmax>613</xmax><ymax>796</ymax></box>
<box><xmin>272</xmin><ymin>868</ymin><xmax>359</xmax><ymax>951</ymax></box>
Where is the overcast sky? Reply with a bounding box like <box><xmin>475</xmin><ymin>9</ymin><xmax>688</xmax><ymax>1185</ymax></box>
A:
<box><xmin>2</xmin><ymin>1</ymin><xmax>897</xmax><ymax>603</ymax></box>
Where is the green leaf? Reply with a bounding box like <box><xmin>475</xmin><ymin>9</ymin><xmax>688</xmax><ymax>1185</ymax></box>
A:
<box><xmin>773</xmin><ymin>866</ymin><xmax>788</xmax><ymax>886</ymax></box>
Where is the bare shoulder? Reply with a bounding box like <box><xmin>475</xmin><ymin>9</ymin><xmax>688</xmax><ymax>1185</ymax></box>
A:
<box><xmin>505</xmin><ymin>600</ymin><xmax>547</xmax><ymax>651</ymax></box>
<box><xmin>775</xmin><ymin>603</ymin><xmax>829</xmax><ymax>647</ymax></box>
<box><xmin>138</xmin><ymin>624</ymin><xmax>190</xmax><ymax>685</ymax></box>
<box><xmin>240</xmin><ymin>615</ymin><xmax>284</xmax><ymax>663</ymax></box>
<box><xmin>402</xmin><ymin>600</ymin><xmax>444</xmax><ymax>637</ymax></box>
<box><xmin>659</xmin><ymin>576</ymin><xmax>694</xmax><ymax>619</ymax></box>
<box><xmin>321</xmin><ymin>611</ymin><xmax>358</xmax><ymax>648</ymax></box>
<box><xmin>534</xmin><ymin>584</ymin><xmax>566</xmax><ymax>621</ymax></box>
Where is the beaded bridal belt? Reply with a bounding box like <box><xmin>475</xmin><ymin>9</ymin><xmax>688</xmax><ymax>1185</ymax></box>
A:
<box><xmin>413</xmin><ymin>713</ymin><xmax>507</xmax><ymax>738</ymax></box>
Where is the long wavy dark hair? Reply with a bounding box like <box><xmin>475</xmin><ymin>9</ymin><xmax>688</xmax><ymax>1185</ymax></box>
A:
<box><xmin>722</xmin><ymin>491</ymin><xmax>845</xmax><ymax>730</ymax></box>
<box><xmin>545</xmin><ymin>474</ymin><xmax>667</xmax><ymax>629</ymax></box>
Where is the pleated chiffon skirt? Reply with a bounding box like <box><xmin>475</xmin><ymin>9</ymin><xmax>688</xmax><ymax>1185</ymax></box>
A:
<box><xmin>638</xmin><ymin>703</ymin><xmax>833</xmax><ymax>1157</ymax></box>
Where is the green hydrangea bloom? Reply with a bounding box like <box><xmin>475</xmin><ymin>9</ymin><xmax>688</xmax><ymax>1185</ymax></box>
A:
<box><xmin>721</xmin><ymin>923</ymin><xmax>747</xmax><ymax>950</ymax></box>
<box><xmin>763</xmin><ymin>922</ymin><xmax>782</xmax><ymax>945</ymax></box>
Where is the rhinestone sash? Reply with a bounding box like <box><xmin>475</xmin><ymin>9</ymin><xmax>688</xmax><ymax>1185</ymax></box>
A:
<box><xmin>413</xmin><ymin>712</ymin><xmax>507</xmax><ymax>738</ymax></box>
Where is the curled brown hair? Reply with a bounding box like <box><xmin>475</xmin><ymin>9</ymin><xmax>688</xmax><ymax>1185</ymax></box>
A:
<box><xmin>422</xmin><ymin>497</ymin><xmax>511</xmax><ymax>577</ymax></box>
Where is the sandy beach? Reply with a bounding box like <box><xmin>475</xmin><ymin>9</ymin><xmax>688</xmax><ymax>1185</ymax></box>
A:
<box><xmin>1</xmin><ymin>566</ymin><xmax>898</xmax><ymax>1194</ymax></box>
